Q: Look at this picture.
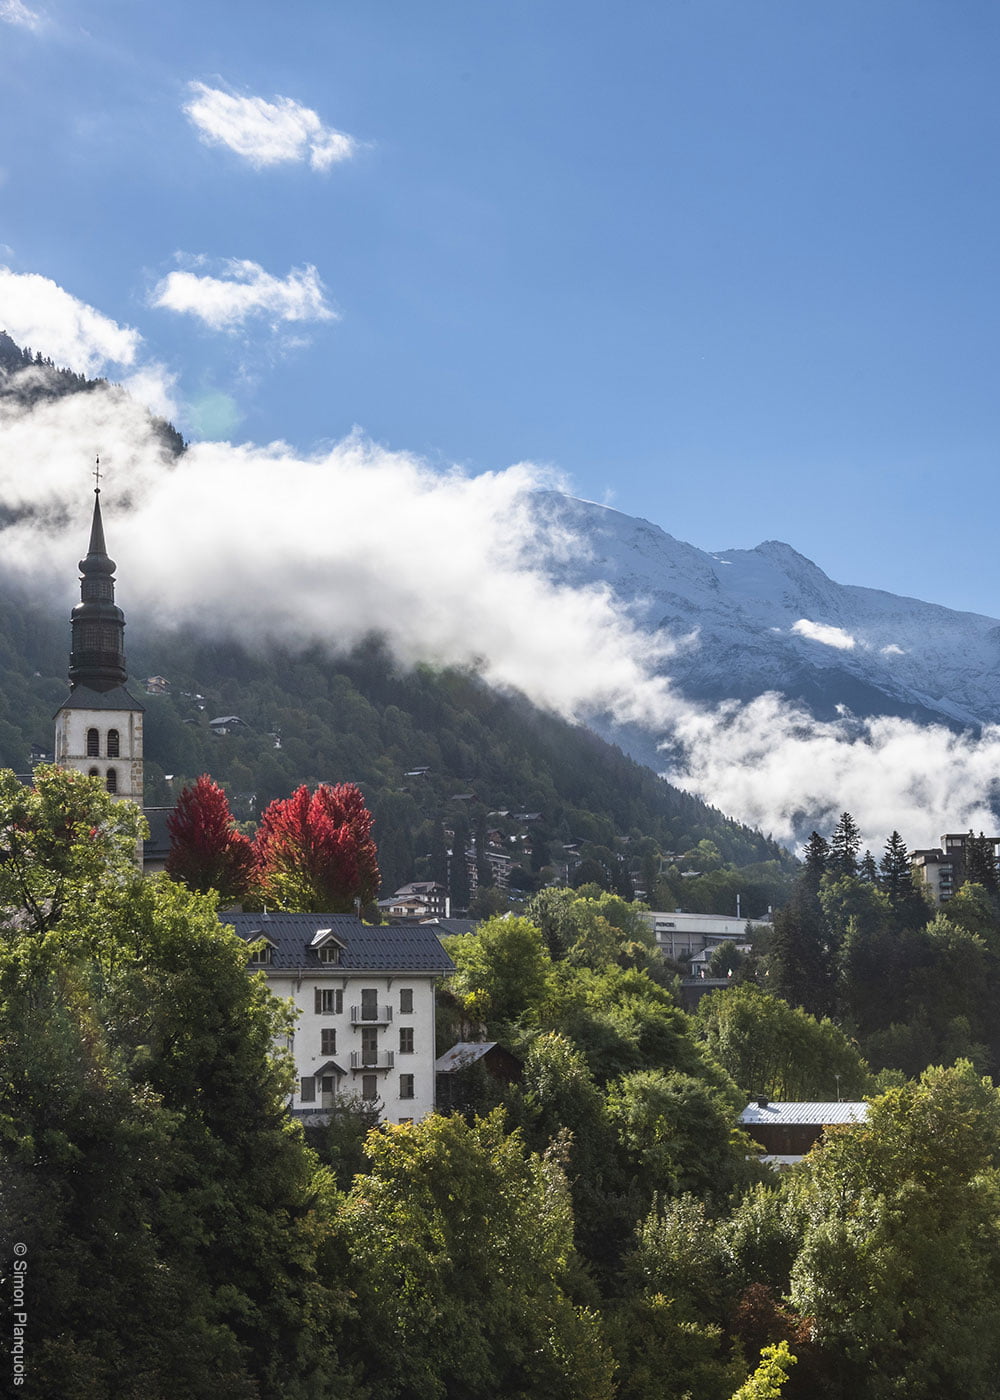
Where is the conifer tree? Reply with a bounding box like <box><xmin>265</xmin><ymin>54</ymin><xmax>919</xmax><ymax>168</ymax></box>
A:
<box><xmin>879</xmin><ymin>830</ymin><xmax>930</xmax><ymax>932</ymax></box>
<box><xmin>879</xmin><ymin>830</ymin><xmax>912</xmax><ymax>902</ymax></box>
<box><xmin>766</xmin><ymin>885</ymin><xmax>834</xmax><ymax>1018</ymax></box>
<box><xmin>964</xmin><ymin>831</ymin><xmax>999</xmax><ymax>895</ymax></box>
<box><xmin>829</xmin><ymin>812</ymin><xmax>861</xmax><ymax>879</ymax></box>
<box><xmin>802</xmin><ymin>832</ymin><xmax>830</xmax><ymax>892</ymax></box>
<box><xmin>859</xmin><ymin>849</ymin><xmax>880</xmax><ymax>884</ymax></box>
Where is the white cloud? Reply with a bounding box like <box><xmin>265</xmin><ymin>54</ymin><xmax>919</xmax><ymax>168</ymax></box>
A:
<box><xmin>183</xmin><ymin>83</ymin><xmax>356</xmax><ymax>171</ymax></box>
<box><xmin>0</xmin><ymin>268</ymin><xmax>140</xmax><ymax>375</ymax></box>
<box><xmin>150</xmin><ymin>259</ymin><xmax>335</xmax><ymax>331</ymax></box>
<box><xmin>791</xmin><ymin>618</ymin><xmax>857</xmax><ymax>651</ymax></box>
<box><xmin>120</xmin><ymin>363</ymin><xmax>180</xmax><ymax>423</ymax></box>
<box><xmin>0</xmin><ymin>0</ymin><xmax>42</xmax><ymax>31</ymax></box>
<box><xmin>882</xmin><ymin>643</ymin><xmax>905</xmax><ymax>656</ymax></box>
<box><xmin>667</xmin><ymin>693</ymin><xmax>1000</xmax><ymax>851</ymax></box>
<box><xmin>3</xmin><ymin>365</ymin><xmax>1000</xmax><ymax>856</ymax></box>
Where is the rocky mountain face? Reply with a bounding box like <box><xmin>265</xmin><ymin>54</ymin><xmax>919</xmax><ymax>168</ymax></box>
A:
<box><xmin>531</xmin><ymin>491</ymin><xmax>1000</xmax><ymax>732</ymax></box>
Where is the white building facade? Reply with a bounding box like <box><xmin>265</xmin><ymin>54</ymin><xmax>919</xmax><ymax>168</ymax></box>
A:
<box><xmin>221</xmin><ymin>912</ymin><xmax>454</xmax><ymax>1124</ymax></box>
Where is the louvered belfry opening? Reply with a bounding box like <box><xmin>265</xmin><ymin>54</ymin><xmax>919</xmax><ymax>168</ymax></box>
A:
<box><xmin>68</xmin><ymin>489</ymin><xmax>128</xmax><ymax>693</ymax></box>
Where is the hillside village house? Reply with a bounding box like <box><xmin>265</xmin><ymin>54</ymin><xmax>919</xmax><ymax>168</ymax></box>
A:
<box><xmin>50</xmin><ymin>486</ymin><xmax>454</xmax><ymax>1124</ymax></box>
<box><xmin>221</xmin><ymin>913</ymin><xmax>455</xmax><ymax>1123</ymax></box>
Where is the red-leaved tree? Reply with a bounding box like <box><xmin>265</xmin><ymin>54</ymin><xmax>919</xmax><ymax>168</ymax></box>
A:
<box><xmin>254</xmin><ymin>782</ymin><xmax>380</xmax><ymax>913</ymax></box>
<box><xmin>166</xmin><ymin>774</ymin><xmax>255</xmax><ymax>905</ymax></box>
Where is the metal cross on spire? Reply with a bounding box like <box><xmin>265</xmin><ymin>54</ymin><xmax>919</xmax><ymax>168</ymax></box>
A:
<box><xmin>93</xmin><ymin>454</ymin><xmax>102</xmax><ymax>492</ymax></box>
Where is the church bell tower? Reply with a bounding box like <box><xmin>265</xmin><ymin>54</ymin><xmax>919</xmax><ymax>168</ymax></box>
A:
<box><xmin>53</xmin><ymin>477</ymin><xmax>144</xmax><ymax>805</ymax></box>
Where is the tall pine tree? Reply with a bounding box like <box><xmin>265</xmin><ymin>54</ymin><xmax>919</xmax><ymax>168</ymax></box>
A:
<box><xmin>829</xmin><ymin>812</ymin><xmax>861</xmax><ymax>879</ymax></box>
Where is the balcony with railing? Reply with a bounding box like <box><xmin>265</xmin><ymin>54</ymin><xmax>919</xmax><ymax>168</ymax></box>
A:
<box><xmin>350</xmin><ymin>1004</ymin><xmax>393</xmax><ymax>1025</ymax></box>
<box><xmin>350</xmin><ymin>1050</ymin><xmax>395</xmax><ymax>1071</ymax></box>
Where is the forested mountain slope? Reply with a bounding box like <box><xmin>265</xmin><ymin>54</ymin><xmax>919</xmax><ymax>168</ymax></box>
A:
<box><xmin>0</xmin><ymin>587</ymin><xmax>791</xmax><ymax>897</ymax></box>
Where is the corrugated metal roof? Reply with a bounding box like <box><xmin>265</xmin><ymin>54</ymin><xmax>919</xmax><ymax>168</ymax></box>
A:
<box><xmin>435</xmin><ymin>1042</ymin><xmax>498</xmax><ymax>1072</ymax></box>
<box><xmin>739</xmin><ymin>1101</ymin><xmax>869</xmax><ymax>1126</ymax></box>
<box><xmin>220</xmin><ymin>912</ymin><xmax>456</xmax><ymax>974</ymax></box>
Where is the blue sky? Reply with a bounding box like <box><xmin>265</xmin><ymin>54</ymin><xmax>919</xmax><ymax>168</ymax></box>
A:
<box><xmin>3</xmin><ymin>0</ymin><xmax>1000</xmax><ymax>613</ymax></box>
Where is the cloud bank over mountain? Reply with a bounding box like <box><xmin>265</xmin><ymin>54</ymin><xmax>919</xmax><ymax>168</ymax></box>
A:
<box><xmin>2</xmin><ymin>345</ymin><xmax>999</xmax><ymax>852</ymax></box>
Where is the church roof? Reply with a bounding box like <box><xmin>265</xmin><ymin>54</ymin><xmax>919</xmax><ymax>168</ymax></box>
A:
<box><xmin>54</xmin><ymin>684</ymin><xmax>144</xmax><ymax>715</ymax></box>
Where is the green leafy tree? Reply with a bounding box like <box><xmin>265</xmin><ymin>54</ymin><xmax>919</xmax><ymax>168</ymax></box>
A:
<box><xmin>605</xmin><ymin>1068</ymin><xmax>747</xmax><ymax>1204</ymax></box>
<box><xmin>728</xmin><ymin>1343</ymin><xmax>796</xmax><ymax>1400</ymax></box>
<box><xmin>336</xmin><ymin>1111</ymin><xmax>615</xmax><ymax>1400</ymax></box>
<box><xmin>697</xmin><ymin>983</ymin><xmax>869</xmax><ymax>1102</ymax></box>
<box><xmin>0</xmin><ymin>764</ymin><xmax>144</xmax><ymax>933</ymax></box>
<box><xmin>445</xmin><ymin>915</ymin><xmax>553</xmax><ymax>1030</ymax></box>
<box><xmin>0</xmin><ymin>767</ymin><xmax>345</xmax><ymax>1398</ymax></box>
<box><xmin>790</xmin><ymin>1062</ymin><xmax>1000</xmax><ymax>1399</ymax></box>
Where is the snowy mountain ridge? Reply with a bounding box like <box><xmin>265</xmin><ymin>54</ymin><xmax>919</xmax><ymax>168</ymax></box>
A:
<box><xmin>532</xmin><ymin>492</ymin><xmax>1000</xmax><ymax>731</ymax></box>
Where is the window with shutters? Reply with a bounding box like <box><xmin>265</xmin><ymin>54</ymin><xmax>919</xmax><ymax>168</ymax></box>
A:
<box><xmin>361</xmin><ymin>988</ymin><xmax>378</xmax><ymax>1020</ymax></box>
<box><xmin>361</xmin><ymin>1026</ymin><xmax>378</xmax><ymax>1064</ymax></box>
<box><xmin>362</xmin><ymin>1074</ymin><xmax>378</xmax><ymax>1101</ymax></box>
<box><xmin>86</xmin><ymin>728</ymin><xmax>100</xmax><ymax>756</ymax></box>
<box><xmin>399</xmin><ymin>1027</ymin><xmax>414</xmax><ymax>1054</ymax></box>
<box><xmin>399</xmin><ymin>1074</ymin><xmax>415</xmax><ymax>1100</ymax></box>
<box><xmin>107</xmin><ymin>729</ymin><xmax>120</xmax><ymax>757</ymax></box>
<box><xmin>321</xmin><ymin>1028</ymin><xmax>337</xmax><ymax>1055</ymax></box>
<box><xmin>300</xmin><ymin>1076</ymin><xmax>316</xmax><ymax>1103</ymax></box>
<box><xmin>399</xmin><ymin>988</ymin><xmax>414</xmax><ymax>1014</ymax></box>
<box><xmin>316</xmin><ymin>988</ymin><xmax>343</xmax><ymax>1014</ymax></box>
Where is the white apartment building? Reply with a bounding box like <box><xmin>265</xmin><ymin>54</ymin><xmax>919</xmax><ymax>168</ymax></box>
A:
<box><xmin>221</xmin><ymin>912</ymin><xmax>454</xmax><ymax>1124</ymax></box>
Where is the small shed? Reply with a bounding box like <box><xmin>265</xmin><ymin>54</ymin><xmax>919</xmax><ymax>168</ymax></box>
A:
<box><xmin>739</xmin><ymin>1099</ymin><xmax>869</xmax><ymax>1164</ymax></box>
<box><xmin>435</xmin><ymin>1041</ymin><xmax>521</xmax><ymax>1110</ymax></box>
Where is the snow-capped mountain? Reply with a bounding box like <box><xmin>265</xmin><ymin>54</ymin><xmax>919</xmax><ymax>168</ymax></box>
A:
<box><xmin>532</xmin><ymin>491</ymin><xmax>1000</xmax><ymax>731</ymax></box>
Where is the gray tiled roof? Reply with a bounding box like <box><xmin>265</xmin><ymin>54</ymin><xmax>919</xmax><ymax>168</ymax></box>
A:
<box><xmin>53</xmin><ymin>684</ymin><xmax>145</xmax><ymax>714</ymax></box>
<box><xmin>220</xmin><ymin>912</ymin><xmax>456</xmax><ymax>974</ymax></box>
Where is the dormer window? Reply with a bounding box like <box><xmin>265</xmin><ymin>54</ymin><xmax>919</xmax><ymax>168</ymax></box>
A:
<box><xmin>246</xmin><ymin>934</ymin><xmax>275</xmax><ymax>966</ymax></box>
<box><xmin>310</xmin><ymin>927</ymin><xmax>346</xmax><ymax>965</ymax></box>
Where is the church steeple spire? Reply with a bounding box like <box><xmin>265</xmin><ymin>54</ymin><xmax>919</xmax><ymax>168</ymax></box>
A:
<box><xmin>68</xmin><ymin>479</ymin><xmax>128</xmax><ymax>693</ymax></box>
